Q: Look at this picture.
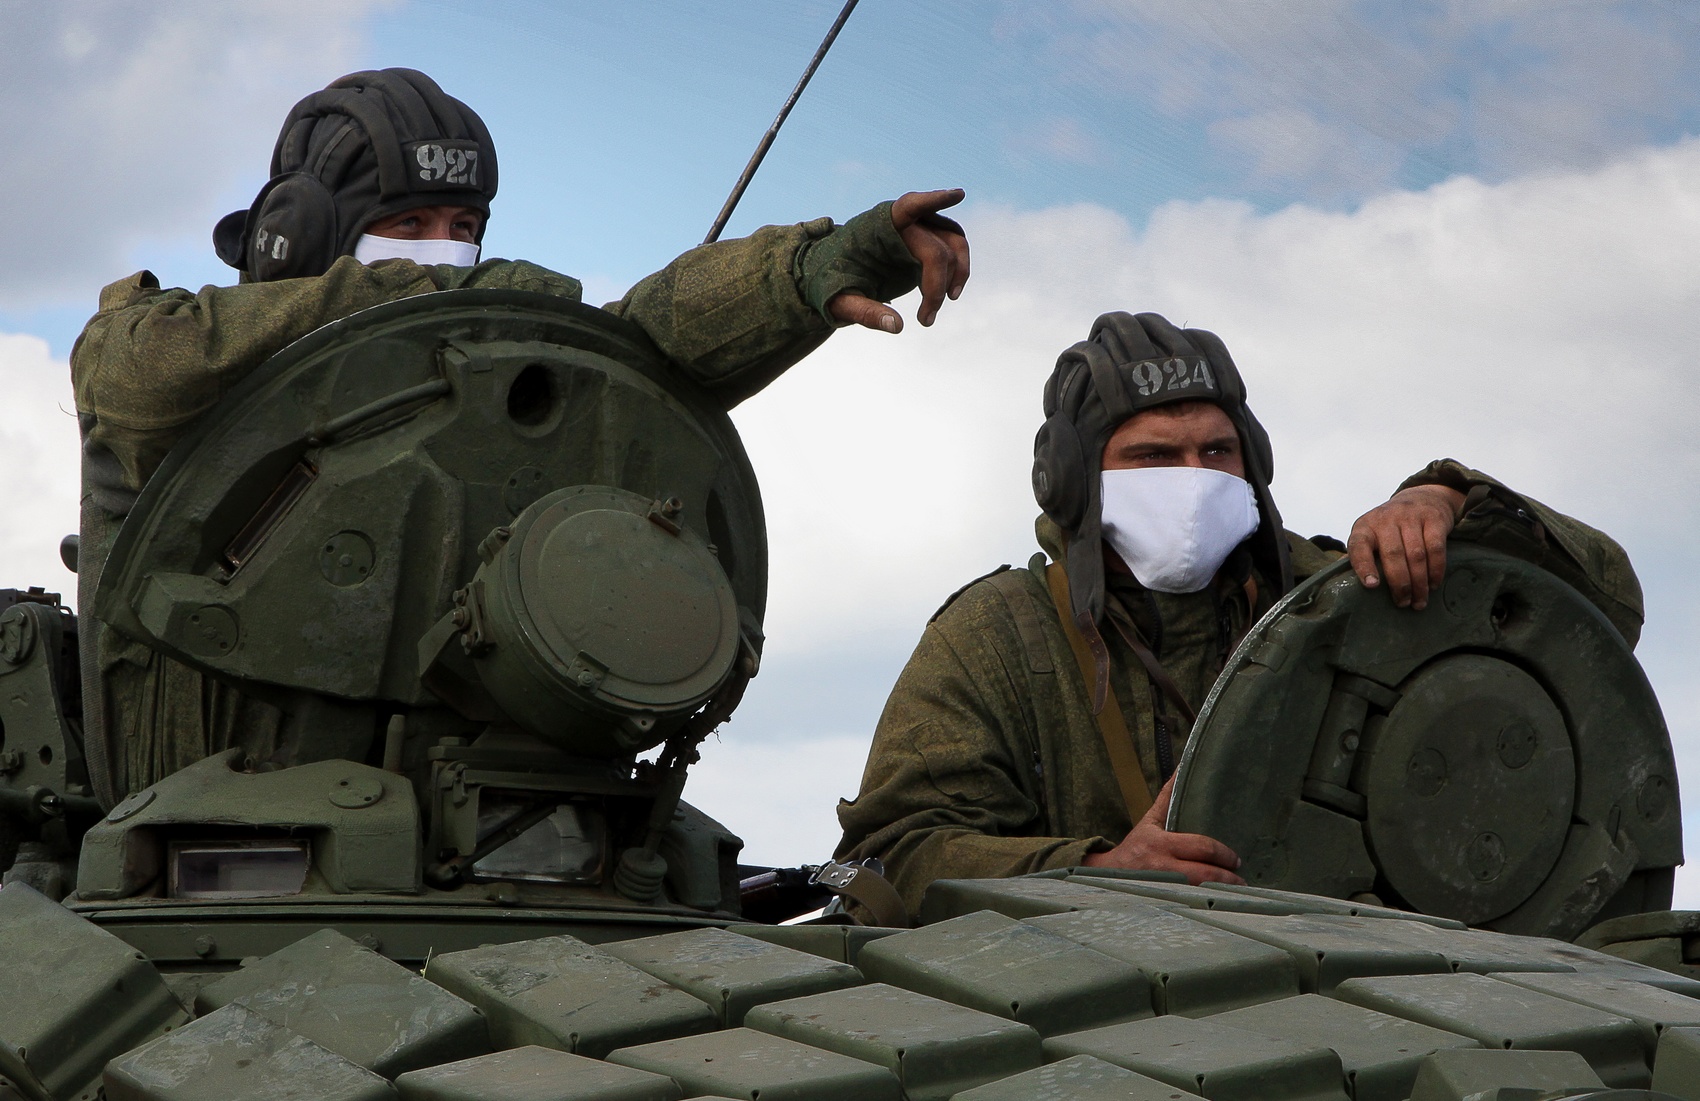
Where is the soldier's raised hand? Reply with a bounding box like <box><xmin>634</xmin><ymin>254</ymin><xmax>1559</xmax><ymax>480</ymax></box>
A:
<box><xmin>828</xmin><ymin>189</ymin><xmax>970</xmax><ymax>332</ymax></box>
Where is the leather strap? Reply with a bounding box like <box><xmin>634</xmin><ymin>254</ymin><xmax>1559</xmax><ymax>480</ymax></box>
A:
<box><xmin>1104</xmin><ymin>604</ymin><xmax>1197</xmax><ymax>727</ymax></box>
<box><xmin>1045</xmin><ymin>564</ymin><xmax>1154</xmax><ymax>824</ymax></box>
<box><xmin>811</xmin><ymin>860</ymin><xmax>911</xmax><ymax>928</ymax></box>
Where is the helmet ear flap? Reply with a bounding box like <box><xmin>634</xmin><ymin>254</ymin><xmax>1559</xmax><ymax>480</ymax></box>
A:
<box><xmin>1033</xmin><ymin>413</ymin><xmax>1088</xmax><ymax>529</ymax></box>
<box><xmin>238</xmin><ymin>173</ymin><xmax>340</xmax><ymax>282</ymax></box>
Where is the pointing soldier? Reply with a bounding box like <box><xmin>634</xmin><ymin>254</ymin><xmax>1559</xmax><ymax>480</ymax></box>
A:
<box><xmin>70</xmin><ymin>68</ymin><xmax>969</xmax><ymax>802</ymax></box>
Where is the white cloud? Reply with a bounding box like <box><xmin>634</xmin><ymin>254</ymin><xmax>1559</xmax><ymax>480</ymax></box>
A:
<box><xmin>0</xmin><ymin>335</ymin><xmax>81</xmax><ymax>598</ymax></box>
<box><xmin>0</xmin><ymin>1</ymin><xmax>386</xmax><ymax>305</ymax></box>
<box><xmin>1022</xmin><ymin>0</ymin><xmax>1700</xmax><ymax>198</ymax></box>
<box><xmin>683</xmin><ymin>735</ymin><xmax>873</xmax><ymax>868</ymax></box>
<box><xmin>727</xmin><ymin>137</ymin><xmax>1700</xmax><ymax>900</ymax></box>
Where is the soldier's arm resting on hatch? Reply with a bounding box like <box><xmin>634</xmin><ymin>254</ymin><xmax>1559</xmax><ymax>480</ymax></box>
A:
<box><xmin>1347</xmin><ymin>458</ymin><xmax>1642</xmax><ymax>645</ymax></box>
<box><xmin>71</xmin><ymin>257</ymin><xmax>443</xmax><ymax>496</ymax></box>
<box><xmin>607</xmin><ymin>189</ymin><xmax>969</xmax><ymax>410</ymax></box>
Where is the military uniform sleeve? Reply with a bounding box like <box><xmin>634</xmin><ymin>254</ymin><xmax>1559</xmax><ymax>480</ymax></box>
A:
<box><xmin>607</xmin><ymin>204</ymin><xmax>922</xmax><ymax>409</ymax></box>
<box><xmin>1399</xmin><ymin>458</ymin><xmax>1644</xmax><ymax>646</ymax></box>
<box><xmin>71</xmin><ymin>256</ymin><xmax>439</xmax><ymax>494</ymax></box>
<box><xmin>835</xmin><ymin>595</ymin><xmax>1112</xmax><ymax>920</ymax></box>
<box><xmin>1285</xmin><ymin>529</ymin><xmax>1345</xmax><ymax>583</ymax></box>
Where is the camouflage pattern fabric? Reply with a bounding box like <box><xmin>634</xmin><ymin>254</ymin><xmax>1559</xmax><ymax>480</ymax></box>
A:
<box><xmin>70</xmin><ymin>215</ymin><xmax>885</xmax><ymax>796</ymax></box>
<box><xmin>836</xmin><ymin>471</ymin><xmax>1640</xmax><ymax>922</ymax></box>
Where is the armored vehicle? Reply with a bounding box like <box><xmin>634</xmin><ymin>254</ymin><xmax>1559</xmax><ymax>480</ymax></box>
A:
<box><xmin>1</xmin><ymin>291</ymin><xmax>1696</xmax><ymax>1100</ymax></box>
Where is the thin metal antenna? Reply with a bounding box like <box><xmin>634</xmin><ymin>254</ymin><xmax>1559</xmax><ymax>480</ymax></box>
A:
<box><xmin>703</xmin><ymin>0</ymin><xmax>861</xmax><ymax>244</ymax></box>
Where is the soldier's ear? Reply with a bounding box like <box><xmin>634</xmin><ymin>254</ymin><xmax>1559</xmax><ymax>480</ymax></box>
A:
<box><xmin>1033</xmin><ymin>413</ymin><xmax>1088</xmax><ymax>529</ymax></box>
<box><xmin>224</xmin><ymin>173</ymin><xmax>341</xmax><ymax>282</ymax></box>
<box><xmin>213</xmin><ymin>209</ymin><xmax>248</xmax><ymax>270</ymax></box>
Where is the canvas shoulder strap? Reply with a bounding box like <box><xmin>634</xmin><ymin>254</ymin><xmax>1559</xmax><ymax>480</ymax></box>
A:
<box><xmin>1044</xmin><ymin>563</ymin><xmax>1154</xmax><ymax>824</ymax></box>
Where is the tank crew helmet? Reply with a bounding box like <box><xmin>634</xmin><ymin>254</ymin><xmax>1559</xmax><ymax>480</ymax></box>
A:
<box><xmin>214</xmin><ymin>68</ymin><xmax>498</xmax><ymax>282</ymax></box>
<box><xmin>1031</xmin><ymin>311</ymin><xmax>1291</xmax><ymax>642</ymax></box>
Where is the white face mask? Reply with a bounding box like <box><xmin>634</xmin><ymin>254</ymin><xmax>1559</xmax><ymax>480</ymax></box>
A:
<box><xmin>1099</xmin><ymin>466</ymin><xmax>1260</xmax><ymax>593</ymax></box>
<box><xmin>353</xmin><ymin>233</ymin><xmax>480</xmax><ymax>267</ymax></box>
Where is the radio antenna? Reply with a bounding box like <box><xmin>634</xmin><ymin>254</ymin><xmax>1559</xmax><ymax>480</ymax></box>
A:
<box><xmin>703</xmin><ymin>0</ymin><xmax>860</xmax><ymax>244</ymax></box>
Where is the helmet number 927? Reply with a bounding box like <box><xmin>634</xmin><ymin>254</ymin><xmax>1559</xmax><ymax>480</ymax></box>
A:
<box><xmin>415</xmin><ymin>143</ymin><xmax>479</xmax><ymax>187</ymax></box>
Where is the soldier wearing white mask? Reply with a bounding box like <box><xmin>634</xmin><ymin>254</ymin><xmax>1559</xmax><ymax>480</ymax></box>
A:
<box><xmin>835</xmin><ymin>311</ymin><xmax>1643</xmax><ymax>922</ymax></box>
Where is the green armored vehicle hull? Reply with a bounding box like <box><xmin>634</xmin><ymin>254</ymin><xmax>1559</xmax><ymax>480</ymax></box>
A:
<box><xmin>1</xmin><ymin>292</ymin><xmax>1695</xmax><ymax>1100</ymax></box>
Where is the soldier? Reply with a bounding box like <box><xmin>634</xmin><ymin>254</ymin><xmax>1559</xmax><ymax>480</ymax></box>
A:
<box><xmin>835</xmin><ymin>311</ymin><xmax>1643</xmax><ymax>920</ymax></box>
<box><xmin>70</xmin><ymin>68</ymin><xmax>969</xmax><ymax>803</ymax></box>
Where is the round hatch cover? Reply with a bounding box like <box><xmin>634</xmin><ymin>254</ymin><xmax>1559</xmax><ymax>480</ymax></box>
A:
<box><xmin>470</xmin><ymin>485</ymin><xmax>741</xmax><ymax>754</ymax></box>
<box><xmin>520</xmin><ymin>502</ymin><xmax>732</xmax><ymax>699</ymax></box>
<box><xmin>1168</xmin><ymin>544</ymin><xmax>1678</xmax><ymax>939</ymax></box>
<box><xmin>1362</xmin><ymin>653</ymin><xmax>1573</xmax><ymax>924</ymax></box>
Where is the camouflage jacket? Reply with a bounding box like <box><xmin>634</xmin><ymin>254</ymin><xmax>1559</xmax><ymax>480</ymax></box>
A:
<box><xmin>835</xmin><ymin>464</ymin><xmax>1643</xmax><ymax>920</ymax></box>
<box><xmin>69</xmin><ymin>214</ymin><xmax>898</xmax><ymax>797</ymax></box>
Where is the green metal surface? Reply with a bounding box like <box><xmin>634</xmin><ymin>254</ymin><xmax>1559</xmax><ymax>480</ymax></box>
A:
<box><xmin>103</xmin><ymin>1003</ymin><xmax>395</xmax><ymax>1101</ymax></box>
<box><xmin>918</xmin><ymin>874</ymin><xmax>1182</xmax><ymax>924</ymax></box>
<box><xmin>950</xmin><ymin>1054</ymin><xmax>1199</xmax><ymax>1101</ymax></box>
<box><xmin>1406</xmin><ymin>1048</ymin><xmax>1605</xmax><ymax>1101</ymax></box>
<box><xmin>1651</xmin><ymin>1027</ymin><xmax>1700</xmax><ymax>1099</ymax></box>
<box><xmin>461</xmin><ymin>484</ymin><xmax>742</xmax><ymax>754</ymax></box>
<box><xmin>1024</xmin><ymin>907</ymin><xmax>1301</xmax><ymax>1016</ymax></box>
<box><xmin>423</xmin><ymin>934</ymin><xmax>716</xmax><ymax>1059</ymax></box>
<box><xmin>80</xmin><ymin>901</ymin><xmax>730</xmax><ymax>967</ymax></box>
<box><xmin>1060</xmin><ymin>874</ymin><xmax>1468</xmax><ymax>927</ymax></box>
<box><xmin>391</xmin><ymin>1046</ymin><xmax>681</xmax><ymax>1101</ymax></box>
<box><xmin>1169</xmin><ymin>549</ymin><xmax>1681</xmax><ymax>939</ymax></box>
<box><xmin>195</xmin><ymin>929</ymin><xmax>488</xmax><ymax>1077</ymax></box>
<box><xmin>1185</xmin><ymin>911</ymin><xmax>1453</xmax><ymax>992</ymax></box>
<box><xmin>1336</xmin><ymin>973</ymin><xmax>1650</xmax><ymax>1087</ymax></box>
<box><xmin>605</xmin><ymin>1027</ymin><xmax>901</xmax><ymax>1101</ymax></box>
<box><xmin>721</xmin><ymin>922</ymin><xmax>898</xmax><ymax>966</ymax></box>
<box><xmin>1210</xmin><ymin>994</ymin><xmax>1479</xmax><ymax>1101</ymax></box>
<box><xmin>854</xmin><ymin>910</ymin><xmax>1153</xmax><ymax>1036</ymax></box>
<box><xmin>0</xmin><ymin>597</ymin><xmax>88</xmax><ymax>896</ymax></box>
<box><xmin>77</xmin><ymin>752</ymin><xmax>419</xmax><ymax>901</ymax></box>
<box><xmin>744</xmin><ymin>982</ymin><xmax>1041</xmax><ymax>1101</ymax></box>
<box><xmin>0</xmin><ymin>884</ymin><xmax>187</xmax><ymax>1101</ymax></box>
<box><xmin>1579</xmin><ymin>913</ymin><xmax>1700</xmax><ymax>985</ymax></box>
<box><xmin>1042</xmin><ymin>1013</ymin><xmax>1350</xmax><ymax>1101</ymax></box>
<box><xmin>601</xmin><ymin>927</ymin><xmax>862</xmax><ymax>1026</ymax></box>
<box><xmin>1492</xmin><ymin>973</ymin><xmax>1700</xmax><ymax>1058</ymax></box>
<box><xmin>100</xmin><ymin>293</ymin><xmax>767</xmax><ymax>736</ymax></box>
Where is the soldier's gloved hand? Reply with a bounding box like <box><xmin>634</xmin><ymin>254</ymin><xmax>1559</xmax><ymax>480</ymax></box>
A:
<box><xmin>802</xmin><ymin>189</ymin><xmax>970</xmax><ymax>333</ymax></box>
<box><xmin>1347</xmin><ymin>484</ymin><xmax>1467</xmax><ymax>611</ymax></box>
<box><xmin>1080</xmin><ymin>776</ymin><xmax>1244</xmax><ymax>886</ymax></box>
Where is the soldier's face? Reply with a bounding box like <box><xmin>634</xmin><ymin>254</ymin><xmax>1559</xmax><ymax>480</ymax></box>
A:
<box><xmin>1101</xmin><ymin>401</ymin><xmax>1245</xmax><ymax>479</ymax></box>
<box><xmin>363</xmin><ymin>205</ymin><xmax>483</xmax><ymax>243</ymax></box>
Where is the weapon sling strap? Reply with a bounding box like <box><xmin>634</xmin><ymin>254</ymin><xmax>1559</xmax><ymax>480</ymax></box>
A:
<box><xmin>812</xmin><ymin>860</ymin><xmax>911</xmax><ymax>928</ymax></box>
<box><xmin>1044</xmin><ymin>563</ymin><xmax>1154</xmax><ymax>824</ymax></box>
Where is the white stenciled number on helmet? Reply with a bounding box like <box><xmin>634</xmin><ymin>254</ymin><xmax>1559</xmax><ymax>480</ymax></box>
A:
<box><xmin>416</xmin><ymin>143</ymin><xmax>448</xmax><ymax>181</ymax></box>
<box><xmin>1130</xmin><ymin>361</ymin><xmax>1163</xmax><ymax>396</ymax></box>
<box><xmin>445</xmin><ymin>148</ymin><xmax>478</xmax><ymax>186</ymax></box>
<box><xmin>415</xmin><ymin>144</ymin><xmax>479</xmax><ymax>187</ymax></box>
<box><xmin>1161</xmin><ymin>357</ymin><xmax>1216</xmax><ymax>391</ymax></box>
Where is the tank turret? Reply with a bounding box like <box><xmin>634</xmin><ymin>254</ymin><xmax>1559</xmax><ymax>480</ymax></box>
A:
<box><xmin>0</xmin><ymin>291</ymin><xmax>1694</xmax><ymax>1100</ymax></box>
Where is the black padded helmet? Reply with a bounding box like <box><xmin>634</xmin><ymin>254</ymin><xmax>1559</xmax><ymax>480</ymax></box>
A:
<box><xmin>1031</xmin><ymin>311</ymin><xmax>1290</xmax><ymax>637</ymax></box>
<box><xmin>214</xmin><ymin>68</ymin><xmax>498</xmax><ymax>282</ymax></box>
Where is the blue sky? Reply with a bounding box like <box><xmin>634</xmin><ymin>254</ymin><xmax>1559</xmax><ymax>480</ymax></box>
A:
<box><xmin>3</xmin><ymin>1</ymin><xmax>1699</xmax><ymax>904</ymax></box>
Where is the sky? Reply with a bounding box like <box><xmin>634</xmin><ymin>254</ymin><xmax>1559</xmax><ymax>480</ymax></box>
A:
<box><xmin>3</xmin><ymin>0</ymin><xmax>1699</xmax><ymax>908</ymax></box>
